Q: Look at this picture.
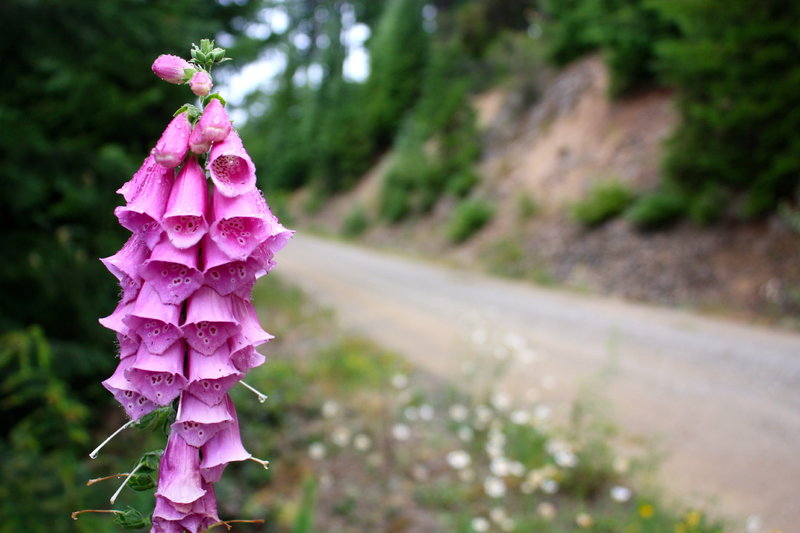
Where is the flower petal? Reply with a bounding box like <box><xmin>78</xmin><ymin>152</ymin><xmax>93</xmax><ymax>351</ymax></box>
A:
<box><xmin>209</xmin><ymin>189</ymin><xmax>276</xmax><ymax>260</ymax></box>
<box><xmin>183</xmin><ymin>286</ymin><xmax>240</xmax><ymax>355</ymax></box>
<box><xmin>202</xmin><ymin>236</ymin><xmax>260</xmax><ymax>297</ymax></box>
<box><xmin>114</xmin><ymin>161</ymin><xmax>172</xmax><ymax>249</ymax></box>
<box><xmin>185</xmin><ymin>345</ymin><xmax>242</xmax><ymax>406</ymax></box>
<box><xmin>231</xmin><ymin>296</ymin><xmax>273</xmax><ymax>347</ymax></box>
<box><xmin>200</xmin><ymin>396</ymin><xmax>250</xmax><ymax>483</ymax></box>
<box><xmin>156</xmin><ymin>432</ymin><xmax>207</xmax><ymax>505</ymax></box>
<box><xmin>207</xmin><ymin>128</ymin><xmax>254</xmax><ymax>197</ymax></box>
<box><xmin>140</xmin><ymin>238</ymin><xmax>203</xmax><ymax>305</ymax></box>
<box><xmin>102</xmin><ymin>356</ymin><xmax>157</xmax><ymax>420</ymax></box>
<box><xmin>172</xmin><ymin>392</ymin><xmax>233</xmax><ymax>447</ymax></box>
<box><xmin>123</xmin><ymin>282</ymin><xmax>183</xmax><ymax>354</ymax></box>
<box><xmin>163</xmin><ymin>157</ymin><xmax>209</xmax><ymax>248</ymax></box>
<box><xmin>229</xmin><ymin>334</ymin><xmax>266</xmax><ymax>374</ymax></box>
<box><xmin>124</xmin><ymin>341</ymin><xmax>187</xmax><ymax>406</ymax></box>
<box><xmin>153</xmin><ymin>113</ymin><xmax>191</xmax><ymax>168</ymax></box>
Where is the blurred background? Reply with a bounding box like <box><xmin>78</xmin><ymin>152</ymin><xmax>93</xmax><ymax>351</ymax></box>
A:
<box><xmin>2</xmin><ymin>0</ymin><xmax>799</xmax><ymax>532</ymax></box>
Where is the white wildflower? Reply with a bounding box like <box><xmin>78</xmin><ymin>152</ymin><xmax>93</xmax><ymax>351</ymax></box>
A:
<box><xmin>308</xmin><ymin>442</ymin><xmax>326</xmax><ymax>460</ymax></box>
<box><xmin>353</xmin><ymin>433</ymin><xmax>371</xmax><ymax>451</ymax></box>
<box><xmin>483</xmin><ymin>476</ymin><xmax>506</xmax><ymax>498</ymax></box>
<box><xmin>392</xmin><ymin>423</ymin><xmax>411</xmax><ymax>441</ymax></box>
<box><xmin>447</xmin><ymin>450</ymin><xmax>472</xmax><ymax>470</ymax></box>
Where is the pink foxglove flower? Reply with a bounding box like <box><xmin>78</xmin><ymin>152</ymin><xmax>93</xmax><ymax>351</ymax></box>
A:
<box><xmin>123</xmin><ymin>282</ymin><xmax>183</xmax><ymax>354</ymax></box>
<box><xmin>100</xmin><ymin>234</ymin><xmax>148</xmax><ymax>303</ymax></box>
<box><xmin>189</xmin><ymin>71</ymin><xmax>212</xmax><ymax>97</ymax></box>
<box><xmin>200</xmin><ymin>396</ymin><xmax>251</xmax><ymax>483</ymax></box>
<box><xmin>153</xmin><ymin>113</ymin><xmax>191</xmax><ymax>168</ymax></box>
<box><xmin>162</xmin><ymin>156</ymin><xmax>209</xmax><ymax>249</ymax></box>
<box><xmin>114</xmin><ymin>161</ymin><xmax>172</xmax><ymax>249</ymax></box>
<box><xmin>102</xmin><ymin>356</ymin><xmax>157</xmax><ymax>420</ymax></box>
<box><xmin>139</xmin><ymin>238</ymin><xmax>203</xmax><ymax>305</ymax></box>
<box><xmin>91</xmin><ymin>43</ymin><xmax>289</xmax><ymax>531</ymax></box>
<box><xmin>124</xmin><ymin>341</ymin><xmax>187</xmax><ymax>405</ymax></box>
<box><xmin>196</xmin><ymin>98</ymin><xmax>231</xmax><ymax>145</ymax></box>
<box><xmin>152</xmin><ymin>54</ymin><xmax>193</xmax><ymax>84</ymax></box>
<box><xmin>208</xmin><ymin>129</ymin><xmax>256</xmax><ymax>197</ymax></box>
<box><xmin>209</xmin><ymin>189</ymin><xmax>275</xmax><ymax>260</ymax></box>
<box><xmin>185</xmin><ymin>345</ymin><xmax>243</xmax><ymax>406</ymax></box>
<box><xmin>188</xmin><ymin>123</ymin><xmax>212</xmax><ymax>155</ymax></box>
<box><xmin>172</xmin><ymin>392</ymin><xmax>232</xmax><ymax>447</ymax></box>
<box><xmin>182</xmin><ymin>286</ymin><xmax>240</xmax><ymax>355</ymax></box>
<box><xmin>155</xmin><ymin>432</ymin><xmax>207</xmax><ymax>506</ymax></box>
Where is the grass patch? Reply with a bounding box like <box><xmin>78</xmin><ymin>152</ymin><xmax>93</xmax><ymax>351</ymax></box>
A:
<box><xmin>340</xmin><ymin>205</ymin><xmax>370</xmax><ymax>238</ymax></box>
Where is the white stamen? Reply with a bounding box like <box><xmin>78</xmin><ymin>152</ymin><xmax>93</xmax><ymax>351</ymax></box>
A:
<box><xmin>239</xmin><ymin>380</ymin><xmax>268</xmax><ymax>403</ymax></box>
<box><xmin>89</xmin><ymin>419</ymin><xmax>135</xmax><ymax>459</ymax></box>
<box><xmin>248</xmin><ymin>456</ymin><xmax>270</xmax><ymax>470</ymax></box>
<box><xmin>109</xmin><ymin>462</ymin><xmax>143</xmax><ymax>504</ymax></box>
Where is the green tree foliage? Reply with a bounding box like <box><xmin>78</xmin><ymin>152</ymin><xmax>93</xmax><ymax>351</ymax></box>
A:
<box><xmin>542</xmin><ymin>0</ymin><xmax>674</xmax><ymax>96</ymax></box>
<box><xmin>379</xmin><ymin>39</ymin><xmax>482</xmax><ymax>222</ymax></box>
<box><xmin>652</xmin><ymin>0</ymin><xmax>800</xmax><ymax>217</ymax></box>
<box><xmin>454</xmin><ymin>0</ymin><xmax>537</xmax><ymax>58</ymax></box>
<box><xmin>363</xmin><ymin>0</ymin><xmax>429</xmax><ymax>149</ymax></box>
<box><xmin>243</xmin><ymin>1</ymin><xmax>379</xmax><ymax>195</ymax></box>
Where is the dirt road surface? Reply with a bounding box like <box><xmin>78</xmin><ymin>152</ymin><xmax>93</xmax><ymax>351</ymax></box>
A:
<box><xmin>277</xmin><ymin>234</ymin><xmax>800</xmax><ymax>532</ymax></box>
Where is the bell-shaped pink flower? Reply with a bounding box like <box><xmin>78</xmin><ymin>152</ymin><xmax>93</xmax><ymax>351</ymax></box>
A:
<box><xmin>231</xmin><ymin>296</ymin><xmax>273</xmax><ymax>346</ymax></box>
<box><xmin>117</xmin><ymin>332</ymin><xmax>139</xmax><ymax>360</ymax></box>
<box><xmin>183</xmin><ymin>286</ymin><xmax>240</xmax><ymax>355</ymax></box>
<box><xmin>123</xmin><ymin>282</ymin><xmax>183</xmax><ymax>354</ymax></box>
<box><xmin>208</xmin><ymin>129</ymin><xmax>255</xmax><ymax>197</ymax></box>
<box><xmin>162</xmin><ymin>156</ymin><xmax>209</xmax><ymax>249</ymax></box>
<box><xmin>156</xmin><ymin>432</ymin><xmax>207</xmax><ymax>506</ymax></box>
<box><xmin>99</xmin><ymin>300</ymin><xmax>135</xmax><ymax>339</ymax></box>
<box><xmin>172</xmin><ymin>392</ymin><xmax>233</xmax><ymax>447</ymax></box>
<box><xmin>202</xmin><ymin>236</ymin><xmax>259</xmax><ymax>297</ymax></box>
<box><xmin>229</xmin><ymin>334</ymin><xmax>266</xmax><ymax>374</ymax></box>
<box><xmin>185</xmin><ymin>345</ymin><xmax>242</xmax><ymax>407</ymax></box>
<box><xmin>200</xmin><ymin>396</ymin><xmax>250</xmax><ymax>483</ymax></box>
<box><xmin>250</xmin><ymin>225</ymin><xmax>294</xmax><ymax>279</ymax></box>
<box><xmin>152</xmin><ymin>54</ymin><xmax>193</xmax><ymax>84</ymax></box>
<box><xmin>117</xmin><ymin>154</ymin><xmax>165</xmax><ymax>204</ymax></box>
<box><xmin>100</xmin><ymin>234</ymin><xmax>149</xmax><ymax>304</ymax></box>
<box><xmin>189</xmin><ymin>71</ymin><xmax>212</xmax><ymax>97</ymax></box>
<box><xmin>140</xmin><ymin>238</ymin><xmax>203</xmax><ymax>305</ymax></box>
<box><xmin>209</xmin><ymin>189</ymin><xmax>275</xmax><ymax>260</ymax></box>
<box><xmin>196</xmin><ymin>98</ymin><xmax>231</xmax><ymax>145</ymax></box>
<box><xmin>188</xmin><ymin>123</ymin><xmax>211</xmax><ymax>155</ymax></box>
<box><xmin>153</xmin><ymin>486</ymin><xmax>219</xmax><ymax>533</ymax></box>
<box><xmin>102</xmin><ymin>356</ymin><xmax>157</xmax><ymax>420</ymax></box>
<box><xmin>114</xmin><ymin>160</ymin><xmax>172</xmax><ymax>249</ymax></box>
<box><xmin>153</xmin><ymin>113</ymin><xmax>191</xmax><ymax>169</ymax></box>
<box><xmin>124</xmin><ymin>341</ymin><xmax>187</xmax><ymax>406</ymax></box>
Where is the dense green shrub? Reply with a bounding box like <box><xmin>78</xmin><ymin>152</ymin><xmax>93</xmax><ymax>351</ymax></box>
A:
<box><xmin>571</xmin><ymin>181</ymin><xmax>636</xmax><ymax>227</ymax></box>
<box><xmin>625</xmin><ymin>188</ymin><xmax>687</xmax><ymax>230</ymax></box>
<box><xmin>447</xmin><ymin>199</ymin><xmax>495</xmax><ymax>243</ymax></box>
<box><xmin>341</xmin><ymin>205</ymin><xmax>370</xmax><ymax>238</ymax></box>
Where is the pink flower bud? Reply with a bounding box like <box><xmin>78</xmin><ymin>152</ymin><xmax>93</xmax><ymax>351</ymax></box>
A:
<box><xmin>196</xmin><ymin>99</ymin><xmax>231</xmax><ymax>144</ymax></box>
<box><xmin>153</xmin><ymin>113</ymin><xmax>191</xmax><ymax>168</ymax></box>
<box><xmin>152</xmin><ymin>54</ymin><xmax>193</xmax><ymax>84</ymax></box>
<box><xmin>190</xmin><ymin>71</ymin><xmax>213</xmax><ymax>96</ymax></box>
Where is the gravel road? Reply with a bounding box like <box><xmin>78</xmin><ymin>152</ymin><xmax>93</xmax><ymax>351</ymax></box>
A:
<box><xmin>277</xmin><ymin>234</ymin><xmax>800</xmax><ymax>531</ymax></box>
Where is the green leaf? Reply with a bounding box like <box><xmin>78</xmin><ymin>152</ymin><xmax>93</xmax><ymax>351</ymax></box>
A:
<box><xmin>127</xmin><ymin>473</ymin><xmax>156</xmax><ymax>492</ymax></box>
<box><xmin>204</xmin><ymin>93</ymin><xmax>227</xmax><ymax>107</ymax></box>
<box><xmin>113</xmin><ymin>507</ymin><xmax>150</xmax><ymax>529</ymax></box>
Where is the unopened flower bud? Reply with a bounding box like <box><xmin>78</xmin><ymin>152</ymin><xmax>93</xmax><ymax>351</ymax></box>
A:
<box><xmin>190</xmin><ymin>71</ymin><xmax>213</xmax><ymax>97</ymax></box>
<box><xmin>152</xmin><ymin>54</ymin><xmax>193</xmax><ymax>84</ymax></box>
